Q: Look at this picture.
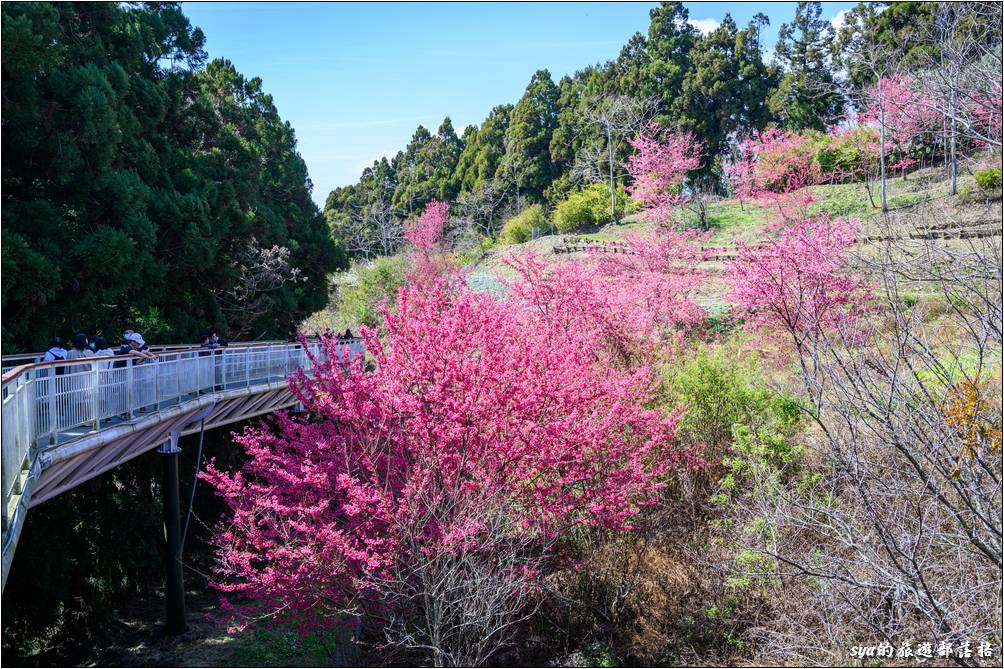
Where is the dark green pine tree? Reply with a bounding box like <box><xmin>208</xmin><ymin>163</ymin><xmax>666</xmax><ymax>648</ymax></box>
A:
<box><xmin>498</xmin><ymin>69</ymin><xmax>560</xmax><ymax>203</ymax></box>
<box><xmin>768</xmin><ymin>1</ymin><xmax>845</xmax><ymax>131</ymax></box>
<box><xmin>678</xmin><ymin>14</ymin><xmax>777</xmax><ymax>171</ymax></box>
<box><xmin>642</xmin><ymin>2</ymin><xmax>699</xmax><ymax>128</ymax></box>
<box><xmin>0</xmin><ymin>2</ymin><xmax>343</xmax><ymax>351</ymax></box>
<box><xmin>426</xmin><ymin>117</ymin><xmax>464</xmax><ymax>202</ymax></box>
<box><xmin>392</xmin><ymin>125</ymin><xmax>434</xmax><ymax>214</ymax></box>
<box><xmin>454</xmin><ymin>104</ymin><xmax>513</xmax><ymax>196</ymax></box>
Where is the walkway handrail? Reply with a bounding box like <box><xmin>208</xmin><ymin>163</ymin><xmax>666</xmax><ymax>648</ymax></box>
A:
<box><xmin>1</xmin><ymin>338</ymin><xmax>364</xmax><ymax>534</ymax></box>
<box><xmin>1</xmin><ymin>337</ymin><xmax>330</xmax><ymax>372</ymax></box>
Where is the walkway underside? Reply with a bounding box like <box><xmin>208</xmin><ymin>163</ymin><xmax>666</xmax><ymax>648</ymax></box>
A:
<box><xmin>32</xmin><ymin>381</ymin><xmax>296</xmax><ymax>506</ymax></box>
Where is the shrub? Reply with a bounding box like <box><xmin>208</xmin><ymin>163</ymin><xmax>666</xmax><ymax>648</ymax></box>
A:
<box><xmin>333</xmin><ymin>256</ymin><xmax>407</xmax><ymax>329</ymax></box>
<box><xmin>553</xmin><ymin>183</ymin><xmax>632</xmax><ymax>233</ymax></box>
<box><xmin>974</xmin><ymin>166</ymin><xmax>1002</xmax><ymax>194</ymax></box>
<box><xmin>500</xmin><ymin>204</ymin><xmax>548</xmax><ymax>245</ymax></box>
<box><xmin>662</xmin><ymin>348</ymin><xmax>801</xmax><ymax>458</ymax></box>
<box><xmin>811</xmin><ymin>127</ymin><xmax>878</xmax><ymax>182</ymax></box>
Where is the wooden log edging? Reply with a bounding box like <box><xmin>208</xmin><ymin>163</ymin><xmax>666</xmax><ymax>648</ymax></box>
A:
<box><xmin>552</xmin><ymin>227</ymin><xmax>1002</xmax><ymax>259</ymax></box>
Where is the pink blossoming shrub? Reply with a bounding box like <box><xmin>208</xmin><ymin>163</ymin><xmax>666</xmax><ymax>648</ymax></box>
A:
<box><xmin>203</xmin><ymin>275</ymin><xmax>699</xmax><ymax>658</ymax></box>
<box><xmin>403</xmin><ymin>199</ymin><xmax>455</xmax><ymax>287</ymax></box>
<box><xmin>506</xmin><ymin>226</ymin><xmax>710</xmax><ymax>360</ymax></box>
<box><xmin>727</xmin><ymin>128</ymin><xmax>820</xmax><ymax>200</ymax></box>
<box><xmin>404</xmin><ymin>199</ymin><xmax>449</xmax><ymax>253</ymax></box>
<box><xmin>725</xmin><ymin>216</ymin><xmax>873</xmax><ymax>349</ymax></box>
<box><xmin>626</xmin><ymin>123</ymin><xmax>703</xmax><ymax>223</ymax></box>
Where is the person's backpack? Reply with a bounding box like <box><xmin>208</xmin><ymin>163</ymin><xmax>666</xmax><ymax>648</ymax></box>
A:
<box><xmin>49</xmin><ymin>349</ymin><xmax>67</xmax><ymax>375</ymax></box>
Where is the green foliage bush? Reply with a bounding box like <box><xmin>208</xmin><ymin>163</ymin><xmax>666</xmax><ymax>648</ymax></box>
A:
<box><xmin>334</xmin><ymin>256</ymin><xmax>407</xmax><ymax>329</ymax></box>
<box><xmin>811</xmin><ymin>127</ymin><xmax>877</xmax><ymax>181</ymax></box>
<box><xmin>552</xmin><ymin>183</ymin><xmax>633</xmax><ymax>233</ymax></box>
<box><xmin>500</xmin><ymin>204</ymin><xmax>548</xmax><ymax>245</ymax></box>
<box><xmin>974</xmin><ymin>167</ymin><xmax>1002</xmax><ymax>194</ymax></box>
<box><xmin>662</xmin><ymin>348</ymin><xmax>800</xmax><ymax>456</ymax></box>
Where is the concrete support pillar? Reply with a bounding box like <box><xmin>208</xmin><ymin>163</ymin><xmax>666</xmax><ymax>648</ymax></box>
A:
<box><xmin>158</xmin><ymin>435</ymin><xmax>186</xmax><ymax>635</ymax></box>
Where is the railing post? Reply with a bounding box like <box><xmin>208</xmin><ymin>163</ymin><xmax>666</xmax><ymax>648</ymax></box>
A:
<box><xmin>158</xmin><ymin>434</ymin><xmax>186</xmax><ymax>635</ymax></box>
<box><xmin>154</xmin><ymin>357</ymin><xmax>161</xmax><ymax>411</ymax></box>
<box><xmin>245</xmin><ymin>349</ymin><xmax>250</xmax><ymax>388</ymax></box>
<box><xmin>92</xmin><ymin>363</ymin><xmax>100</xmax><ymax>431</ymax></box>
<box><xmin>47</xmin><ymin>366</ymin><xmax>57</xmax><ymax>445</ymax></box>
<box><xmin>126</xmin><ymin>358</ymin><xmax>134</xmax><ymax>420</ymax></box>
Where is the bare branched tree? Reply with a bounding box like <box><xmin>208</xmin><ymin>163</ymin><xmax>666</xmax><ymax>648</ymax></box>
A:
<box><xmin>219</xmin><ymin>237</ymin><xmax>304</xmax><ymax>339</ymax></box>
<box><xmin>337</xmin><ymin>175</ymin><xmax>404</xmax><ymax>258</ymax></box>
<box><xmin>371</xmin><ymin>490</ymin><xmax>551</xmax><ymax>667</ymax></box>
<box><xmin>454</xmin><ymin>178</ymin><xmax>512</xmax><ymax>241</ymax></box>
<box><xmin>726</xmin><ymin>203</ymin><xmax>1003</xmax><ymax>662</ymax></box>
<box><xmin>912</xmin><ymin>3</ymin><xmax>1003</xmax><ymax>194</ymax></box>
<box><xmin>572</xmin><ymin>94</ymin><xmax>658</xmax><ymax>223</ymax></box>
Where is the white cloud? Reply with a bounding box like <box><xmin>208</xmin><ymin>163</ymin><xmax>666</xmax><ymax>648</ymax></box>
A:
<box><xmin>690</xmin><ymin>18</ymin><xmax>720</xmax><ymax>36</ymax></box>
<box><xmin>830</xmin><ymin>9</ymin><xmax>852</xmax><ymax>33</ymax></box>
<box><xmin>674</xmin><ymin>17</ymin><xmax>719</xmax><ymax>36</ymax></box>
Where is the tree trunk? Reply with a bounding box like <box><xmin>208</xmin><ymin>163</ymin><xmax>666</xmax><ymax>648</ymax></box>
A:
<box><xmin>607</xmin><ymin>123</ymin><xmax>616</xmax><ymax>224</ymax></box>
<box><xmin>879</xmin><ymin>95</ymin><xmax>888</xmax><ymax>213</ymax></box>
<box><xmin>949</xmin><ymin>90</ymin><xmax>958</xmax><ymax>196</ymax></box>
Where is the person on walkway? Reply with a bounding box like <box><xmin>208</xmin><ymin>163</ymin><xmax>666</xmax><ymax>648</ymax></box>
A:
<box><xmin>90</xmin><ymin>336</ymin><xmax>116</xmax><ymax>422</ymax></box>
<box><xmin>199</xmin><ymin>327</ymin><xmax>225</xmax><ymax>349</ymax></box>
<box><xmin>126</xmin><ymin>333</ymin><xmax>157</xmax><ymax>362</ymax></box>
<box><xmin>202</xmin><ymin>328</ymin><xmax>222</xmax><ymax>349</ymax></box>
<box><xmin>92</xmin><ymin>336</ymin><xmax>115</xmax><ymax>363</ymax></box>
<box><xmin>43</xmin><ymin>337</ymin><xmax>67</xmax><ymax>362</ymax></box>
<box><xmin>65</xmin><ymin>333</ymin><xmax>92</xmax><ymax>362</ymax></box>
<box><xmin>62</xmin><ymin>333</ymin><xmax>94</xmax><ymax>424</ymax></box>
<box><xmin>125</xmin><ymin>332</ymin><xmax>157</xmax><ymax>414</ymax></box>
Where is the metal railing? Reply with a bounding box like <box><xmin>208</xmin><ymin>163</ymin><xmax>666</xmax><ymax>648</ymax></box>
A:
<box><xmin>1</xmin><ymin>339</ymin><xmax>364</xmax><ymax>527</ymax></box>
<box><xmin>1</xmin><ymin>338</ymin><xmax>304</xmax><ymax>372</ymax></box>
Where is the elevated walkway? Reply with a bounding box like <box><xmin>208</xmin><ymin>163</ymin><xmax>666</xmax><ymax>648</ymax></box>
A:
<box><xmin>1</xmin><ymin>338</ymin><xmax>364</xmax><ymax>592</ymax></box>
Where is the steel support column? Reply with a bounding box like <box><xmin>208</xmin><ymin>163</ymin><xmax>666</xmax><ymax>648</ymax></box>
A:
<box><xmin>158</xmin><ymin>435</ymin><xmax>186</xmax><ymax>635</ymax></box>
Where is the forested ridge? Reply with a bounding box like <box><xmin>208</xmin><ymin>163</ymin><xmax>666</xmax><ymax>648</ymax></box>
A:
<box><xmin>1</xmin><ymin>2</ymin><xmax>345</xmax><ymax>353</ymax></box>
<box><xmin>323</xmin><ymin>1</ymin><xmax>950</xmax><ymax>258</ymax></box>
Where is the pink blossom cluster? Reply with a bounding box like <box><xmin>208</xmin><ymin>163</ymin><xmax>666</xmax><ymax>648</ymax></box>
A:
<box><xmin>725</xmin><ymin>215</ymin><xmax>873</xmax><ymax>347</ymax></box>
<box><xmin>726</xmin><ymin>128</ymin><xmax>821</xmax><ymax>222</ymax></box>
<box><xmin>727</xmin><ymin>128</ymin><xmax>820</xmax><ymax>201</ymax></box>
<box><xmin>860</xmin><ymin>74</ymin><xmax>942</xmax><ymax>174</ymax></box>
<box><xmin>404</xmin><ymin>199</ymin><xmax>449</xmax><ymax>253</ymax></box>
<box><xmin>626</xmin><ymin>123</ymin><xmax>703</xmax><ymax>223</ymax></box>
<box><xmin>505</xmin><ymin>224</ymin><xmax>710</xmax><ymax>360</ymax></box>
<box><xmin>860</xmin><ymin>74</ymin><xmax>941</xmax><ymax>147</ymax></box>
<box><xmin>403</xmin><ymin>199</ymin><xmax>455</xmax><ymax>286</ymax></box>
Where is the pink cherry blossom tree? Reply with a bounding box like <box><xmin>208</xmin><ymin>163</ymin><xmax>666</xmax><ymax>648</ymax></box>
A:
<box><xmin>625</xmin><ymin>123</ymin><xmax>703</xmax><ymax>223</ymax></box>
<box><xmin>404</xmin><ymin>199</ymin><xmax>449</xmax><ymax>253</ymax></box>
<box><xmin>725</xmin><ymin>215</ymin><xmax>873</xmax><ymax>357</ymax></box>
<box><xmin>403</xmin><ymin>199</ymin><xmax>454</xmax><ymax>286</ymax></box>
<box><xmin>204</xmin><ymin>273</ymin><xmax>700</xmax><ymax>664</ymax></box>
<box><xmin>505</xmin><ymin>225</ymin><xmax>710</xmax><ymax>361</ymax></box>
<box><xmin>726</xmin><ymin>128</ymin><xmax>820</xmax><ymax>222</ymax></box>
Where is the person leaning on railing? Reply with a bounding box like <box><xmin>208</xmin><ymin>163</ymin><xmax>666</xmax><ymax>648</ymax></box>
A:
<box><xmin>124</xmin><ymin>332</ymin><xmax>157</xmax><ymax>362</ymax></box>
<box><xmin>92</xmin><ymin>336</ymin><xmax>115</xmax><ymax>362</ymax></box>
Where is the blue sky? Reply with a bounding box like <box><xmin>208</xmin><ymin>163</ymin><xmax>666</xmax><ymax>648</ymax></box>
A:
<box><xmin>181</xmin><ymin>2</ymin><xmax>857</xmax><ymax>206</ymax></box>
